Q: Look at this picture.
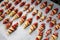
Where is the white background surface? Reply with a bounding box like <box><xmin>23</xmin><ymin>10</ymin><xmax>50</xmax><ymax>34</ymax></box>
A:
<box><xmin>0</xmin><ymin>0</ymin><xmax>60</xmax><ymax>40</ymax></box>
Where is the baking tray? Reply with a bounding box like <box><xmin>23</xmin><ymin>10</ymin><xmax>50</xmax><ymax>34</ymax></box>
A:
<box><xmin>0</xmin><ymin>0</ymin><xmax>60</xmax><ymax>40</ymax></box>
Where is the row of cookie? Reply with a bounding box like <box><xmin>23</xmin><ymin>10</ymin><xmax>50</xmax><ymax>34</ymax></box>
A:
<box><xmin>2</xmin><ymin>17</ymin><xmax>36</xmax><ymax>34</ymax></box>
<box><xmin>0</xmin><ymin>0</ymin><xmax>30</xmax><ymax>10</ymax></box>
<box><xmin>36</xmin><ymin>31</ymin><xmax>58</xmax><ymax>40</ymax></box>
<box><xmin>1</xmin><ymin>13</ymin><xmax>27</xmax><ymax>35</ymax></box>
<box><xmin>13</xmin><ymin>16</ymin><xmax>60</xmax><ymax>34</ymax></box>
<box><xmin>27</xmin><ymin>0</ymin><xmax>59</xmax><ymax>16</ymax></box>
<box><xmin>32</xmin><ymin>9</ymin><xmax>60</xmax><ymax>23</ymax></box>
<box><xmin>0</xmin><ymin>0</ymin><xmax>59</xmax><ymax>18</ymax></box>
<box><xmin>36</xmin><ymin>23</ymin><xmax>46</xmax><ymax>40</ymax></box>
<box><xmin>0</xmin><ymin>0</ymin><xmax>26</xmax><ymax>9</ymax></box>
<box><xmin>22</xmin><ymin>0</ymin><xmax>58</xmax><ymax>15</ymax></box>
<box><xmin>0</xmin><ymin>7</ymin><xmax>59</xmax><ymax>22</ymax></box>
<box><xmin>36</xmin><ymin>23</ymin><xmax>48</xmax><ymax>40</ymax></box>
<box><xmin>0</xmin><ymin>13</ymin><xmax>59</xmax><ymax>35</ymax></box>
<box><xmin>2</xmin><ymin>12</ymin><xmax>26</xmax><ymax>29</ymax></box>
<box><xmin>12</xmin><ymin>0</ymin><xmax>42</xmax><ymax>6</ymax></box>
<box><xmin>2</xmin><ymin>12</ymin><xmax>36</xmax><ymax>34</ymax></box>
<box><xmin>2</xmin><ymin>17</ymin><xmax>60</xmax><ymax>35</ymax></box>
<box><xmin>1</xmin><ymin>10</ymin><xmax>59</xmax><ymax>35</ymax></box>
<box><xmin>0</xmin><ymin>8</ymin><xmax>59</xmax><ymax>27</ymax></box>
<box><xmin>0</xmin><ymin>0</ymin><xmax>59</xmax><ymax>15</ymax></box>
<box><xmin>1</xmin><ymin>4</ymin><xmax>33</xmax><ymax>21</ymax></box>
<box><xmin>0</xmin><ymin>0</ymin><xmax>21</xmax><ymax>7</ymax></box>
<box><xmin>0</xmin><ymin>0</ymin><xmax>43</xmax><ymax>11</ymax></box>
<box><xmin>2</xmin><ymin>11</ymin><xmax>23</xmax><ymax>29</ymax></box>
<box><xmin>20</xmin><ymin>16</ymin><xmax>60</xmax><ymax>34</ymax></box>
<box><xmin>36</xmin><ymin>23</ymin><xmax>59</xmax><ymax>40</ymax></box>
<box><xmin>0</xmin><ymin>7</ymin><xmax>59</xmax><ymax>25</ymax></box>
<box><xmin>22</xmin><ymin>2</ymin><xmax>60</xmax><ymax>21</ymax></box>
<box><xmin>22</xmin><ymin>2</ymin><xmax>60</xmax><ymax>20</ymax></box>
